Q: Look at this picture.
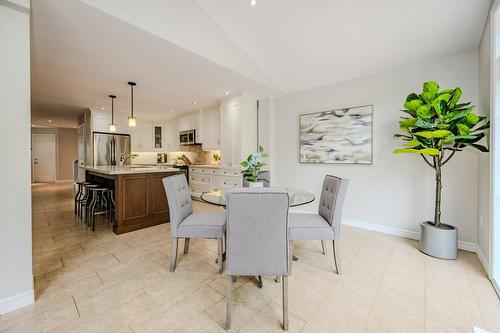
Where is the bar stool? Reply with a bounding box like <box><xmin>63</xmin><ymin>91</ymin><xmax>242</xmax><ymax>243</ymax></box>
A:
<box><xmin>87</xmin><ymin>187</ymin><xmax>114</xmax><ymax>231</ymax></box>
<box><xmin>81</xmin><ymin>184</ymin><xmax>100</xmax><ymax>221</ymax></box>
<box><xmin>74</xmin><ymin>181</ymin><xmax>90</xmax><ymax>216</ymax></box>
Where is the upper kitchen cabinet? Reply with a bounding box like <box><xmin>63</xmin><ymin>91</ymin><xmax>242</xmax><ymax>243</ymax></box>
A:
<box><xmin>91</xmin><ymin>109</ymin><xmax>130</xmax><ymax>135</ymax></box>
<box><xmin>199</xmin><ymin>107</ymin><xmax>220</xmax><ymax>151</ymax></box>
<box><xmin>220</xmin><ymin>94</ymin><xmax>257</xmax><ymax>168</ymax></box>
<box><xmin>164</xmin><ymin>119</ymin><xmax>180</xmax><ymax>152</ymax></box>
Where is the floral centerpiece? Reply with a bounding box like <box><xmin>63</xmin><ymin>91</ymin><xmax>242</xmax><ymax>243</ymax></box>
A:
<box><xmin>240</xmin><ymin>146</ymin><xmax>268</xmax><ymax>187</ymax></box>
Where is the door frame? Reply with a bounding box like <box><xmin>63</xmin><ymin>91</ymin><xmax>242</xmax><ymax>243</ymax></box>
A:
<box><xmin>31</xmin><ymin>133</ymin><xmax>56</xmax><ymax>183</ymax></box>
<box><xmin>490</xmin><ymin>0</ymin><xmax>500</xmax><ymax>296</ymax></box>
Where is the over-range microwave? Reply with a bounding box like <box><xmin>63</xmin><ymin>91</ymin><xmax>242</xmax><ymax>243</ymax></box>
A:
<box><xmin>179</xmin><ymin>129</ymin><xmax>198</xmax><ymax>146</ymax></box>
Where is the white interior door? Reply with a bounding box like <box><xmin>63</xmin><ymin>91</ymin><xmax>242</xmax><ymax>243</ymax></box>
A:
<box><xmin>32</xmin><ymin>134</ymin><xmax>56</xmax><ymax>183</ymax></box>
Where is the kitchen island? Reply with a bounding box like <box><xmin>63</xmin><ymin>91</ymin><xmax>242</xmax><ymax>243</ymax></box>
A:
<box><xmin>84</xmin><ymin>165</ymin><xmax>182</xmax><ymax>234</ymax></box>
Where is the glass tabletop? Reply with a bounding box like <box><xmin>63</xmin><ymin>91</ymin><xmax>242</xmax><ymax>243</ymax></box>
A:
<box><xmin>200</xmin><ymin>188</ymin><xmax>315</xmax><ymax>207</ymax></box>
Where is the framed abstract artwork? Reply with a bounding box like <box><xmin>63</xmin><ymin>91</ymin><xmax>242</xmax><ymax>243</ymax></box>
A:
<box><xmin>299</xmin><ymin>105</ymin><xmax>373</xmax><ymax>164</ymax></box>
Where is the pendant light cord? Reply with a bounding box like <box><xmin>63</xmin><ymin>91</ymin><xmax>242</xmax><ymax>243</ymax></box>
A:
<box><xmin>130</xmin><ymin>84</ymin><xmax>134</xmax><ymax>118</ymax></box>
<box><xmin>111</xmin><ymin>97</ymin><xmax>114</xmax><ymax>123</ymax></box>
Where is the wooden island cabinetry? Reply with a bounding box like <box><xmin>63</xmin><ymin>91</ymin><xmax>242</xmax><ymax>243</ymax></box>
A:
<box><xmin>85</xmin><ymin>166</ymin><xmax>182</xmax><ymax>234</ymax></box>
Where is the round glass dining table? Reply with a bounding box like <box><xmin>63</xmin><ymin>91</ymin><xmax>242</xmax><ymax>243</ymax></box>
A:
<box><xmin>200</xmin><ymin>187</ymin><xmax>315</xmax><ymax>207</ymax></box>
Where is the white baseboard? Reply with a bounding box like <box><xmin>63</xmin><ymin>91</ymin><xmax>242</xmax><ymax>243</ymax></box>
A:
<box><xmin>476</xmin><ymin>246</ymin><xmax>490</xmax><ymax>275</ymax></box>
<box><xmin>0</xmin><ymin>289</ymin><xmax>34</xmax><ymax>315</ymax></box>
<box><xmin>342</xmin><ymin>218</ymin><xmax>478</xmax><ymax>252</ymax></box>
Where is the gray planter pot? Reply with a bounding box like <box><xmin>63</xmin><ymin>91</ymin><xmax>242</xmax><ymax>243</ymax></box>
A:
<box><xmin>419</xmin><ymin>221</ymin><xmax>458</xmax><ymax>260</ymax></box>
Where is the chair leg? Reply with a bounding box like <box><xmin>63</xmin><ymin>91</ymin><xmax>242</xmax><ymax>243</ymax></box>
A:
<box><xmin>170</xmin><ymin>238</ymin><xmax>178</xmax><ymax>272</ymax></box>
<box><xmin>226</xmin><ymin>275</ymin><xmax>232</xmax><ymax>330</ymax></box>
<box><xmin>217</xmin><ymin>237</ymin><xmax>223</xmax><ymax>274</ymax></box>
<box><xmin>333</xmin><ymin>240</ymin><xmax>341</xmax><ymax>274</ymax></box>
<box><xmin>184</xmin><ymin>238</ymin><xmax>190</xmax><ymax>254</ymax></box>
<box><xmin>321</xmin><ymin>240</ymin><xmax>327</xmax><ymax>255</ymax></box>
<box><xmin>282</xmin><ymin>276</ymin><xmax>289</xmax><ymax>331</ymax></box>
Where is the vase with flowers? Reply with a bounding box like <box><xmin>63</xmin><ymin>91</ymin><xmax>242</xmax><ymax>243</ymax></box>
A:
<box><xmin>240</xmin><ymin>146</ymin><xmax>268</xmax><ymax>187</ymax></box>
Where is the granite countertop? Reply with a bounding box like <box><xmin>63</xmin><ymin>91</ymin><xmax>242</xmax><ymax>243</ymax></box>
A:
<box><xmin>83</xmin><ymin>165</ymin><xmax>180</xmax><ymax>175</ymax></box>
<box><xmin>188</xmin><ymin>164</ymin><xmax>221</xmax><ymax>169</ymax></box>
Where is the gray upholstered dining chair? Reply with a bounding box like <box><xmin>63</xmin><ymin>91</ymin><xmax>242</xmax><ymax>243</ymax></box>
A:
<box><xmin>289</xmin><ymin>175</ymin><xmax>349</xmax><ymax>274</ymax></box>
<box><xmin>162</xmin><ymin>174</ymin><xmax>226</xmax><ymax>273</ymax></box>
<box><xmin>225</xmin><ymin>188</ymin><xmax>290</xmax><ymax>331</ymax></box>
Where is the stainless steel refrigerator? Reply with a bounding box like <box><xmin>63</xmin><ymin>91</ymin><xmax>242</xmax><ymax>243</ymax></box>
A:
<box><xmin>93</xmin><ymin>132</ymin><xmax>131</xmax><ymax>166</ymax></box>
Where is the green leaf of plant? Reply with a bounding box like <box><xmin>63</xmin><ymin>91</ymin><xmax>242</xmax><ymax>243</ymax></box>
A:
<box><xmin>405</xmin><ymin>93</ymin><xmax>420</xmax><ymax>102</ymax></box>
<box><xmin>404</xmin><ymin>139</ymin><xmax>420</xmax><ymax>147</ymax></box>
<box><xmin>414</xmin><ymin>131</ymin><xmax>433</xmax><ymax>139</ymax></box>
<box><xmin>393</xmin><ymin>134</ymin><xmax>412</xmax><ymax>139</ymax></box>
<box><xmin>394</xmin><ymin>148</ymin><xmax>440</xmax><ymax>155</ymax></box>
<box><xmin>399</xmin><ymin>118</ymin><xmax>417</xmax><ymax>128</ymax></box>
<box><xmin>241</xmin><ymin>161</ymin><xmax>248</xmax><ymax>167</ymax></box>
<box><xmin>472</xmin><ymin>120</ymin><xmax>490</xmax><ymax>131</ymax></box>
<box><xmin>432</xmin><ymin>100</ymin><xmax>446</xmax><ymax>119</ymax></box>
<box><xmin>456</xmin><ymin>124</ymin><xmax>470</xmax><ymax>136</ymax></box>
<box><xmin>414</xmin><ymin>130</ymin><xmax>451</xmax><ymax>139</ymax></box>
<box><xmin>432</xmin><ymin>130</ymin><xmax>452</xmax><ymax>138</ymax></box>
<box><xmin>435</xmin><ymin>93</ymin><xmax>451</xmax><ymax>103</ymax></box>
<box><xmin>465</xmin><ymin>112</ymin><xmax>479</xmax><ymax>126</ymax></box>
<box><xmin>448</xmin><ymin>87</ymin><xmax>462</xmax><ymax>109</ymax></box>
<box><xmin>416</xmin><ymin>105</ymin><xmax>434</xmax><ymax>119</ymax></box>
<box><xmin>423</xmin><ymin>81</ymin><xmax>439</xmax><ymax>96</ymax></box>
<box><xmin>444</xmin><ymin>108</ymin><xmax>471</xmax><ymax>122</ymax></box>
<box><xmin>466</xmin><ymin>143</ymin><xmax>489</xmax><ymax>152</ymax></box>
<box><xmin>437</xmin><ymin>88</ymin><xmax>454</xmax><ymax>96</ymax></box>
<box><xmin>415</xmin><ymin>118</ymin><xmax>436</xmax><ymax>129</ymax></box>
<box><xmin>404</xmin><ymin>99</ymin><xmax>423</xmax><ymax>111</ymax></box>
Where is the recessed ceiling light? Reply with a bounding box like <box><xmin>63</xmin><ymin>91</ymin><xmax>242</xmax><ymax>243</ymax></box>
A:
<box><xmin>48</xmin><ymin>119</ymin><xmax>52</xmax><ymax>123</ymax></box>
<box><xmin>170</xmin><ymin>110</ymin><xmax>174</xmax><ymax>113</ymax></box>
<box><xmin>224</xmin><ymin>91</ymin><xmax>230</xmax><ymax>95</ymax></box>
<box><xmin>193</xmin><ymin>102</ymin><xmax>198</xmax><ymax>105</ymax></box>
<box><xmin>250</xmin><ymin>0</ymin><xmax>256</xmax><ymax>6</ymax></box>
<box><xmin>101</xmin><ymin>107</ymin><xmax>105</xmax><ymax>110</ymax></box>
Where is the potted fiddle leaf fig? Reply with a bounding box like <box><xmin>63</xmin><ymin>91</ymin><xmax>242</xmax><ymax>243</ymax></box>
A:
<box><xmin>394</xmin><ymin>81</ymin><xmax>489</xmax><ymax>259</ymax></box>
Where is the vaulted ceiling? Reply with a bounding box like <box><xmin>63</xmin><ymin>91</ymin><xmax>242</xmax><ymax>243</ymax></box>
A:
<box><xmin>31</xmin><ymin>0</ymin><xmax>490</xmax><ymax>127</ymax></box>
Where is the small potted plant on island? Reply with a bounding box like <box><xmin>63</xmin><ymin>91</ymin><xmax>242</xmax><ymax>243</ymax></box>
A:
<box><xmin>241</xmin><ymin>146</ymin><xmax>268</xmax><ymax>187</ymax></box>
<box><xmin>394</xmin><ymin>81</ymin><xmax>489</xmax><ymax>259</ymax></box>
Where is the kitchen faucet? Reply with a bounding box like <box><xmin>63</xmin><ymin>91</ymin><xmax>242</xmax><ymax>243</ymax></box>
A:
<box><xmin>119</xmin><ymin>153</ymin><xmax>137</xmax><ymax>167</ymax></box>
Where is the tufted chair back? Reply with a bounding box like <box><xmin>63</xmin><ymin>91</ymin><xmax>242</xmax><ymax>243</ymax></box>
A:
<box><xmin>317</xmin><ymin>175</ymin><xmax>349</xmax><ymax>239</ymax></box>
<box><xmin>162</xmin><ymin>174</ymin><xmax>193</xmax><ymax>238</ymax></box>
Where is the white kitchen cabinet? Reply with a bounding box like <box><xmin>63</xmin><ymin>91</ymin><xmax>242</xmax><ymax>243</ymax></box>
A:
<box><xmin>165</xmin><ymin>119</ymin><xmax>179</xmax><ymax>152</ymax></box>
<box><xmin>92</xmin><ymin>111</ymin><xmax>111</xmax><ymax>132</ymax></box>
<box><xmin>219</xmin><ymin>94</ymin><xmax>258</xmax><ymax>167</ymax></box>
<box><xmin>200</xmin><ymin>107</ymin><xmax>220</xmax><ymax>151</ymax></box>
<box><xmin>188</xmin><ymin>166</ymin><xmax>242</xmax><ymax>198</ymax></box>
<box><xmin>220</xmin><ymin>99</ymin><xmax>241</xmax><ymax>167</ymax></box>
<box><xmin>177</xmin><ymin>112</ymin><xmax>199</xmax><ymax>132</ymax></box>
<box><xmin>92</xmin><ymin>110</ymin><xmax>131</xmax><ymax>135</ymax></box>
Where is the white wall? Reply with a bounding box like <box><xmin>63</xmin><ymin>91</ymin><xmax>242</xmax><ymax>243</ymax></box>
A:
<box><xmin>0</xmin><ymin>1</ymin><xmax>33</xmax><ymax>314</ymax></box>
<box><xmin>271</xmin><ymin>50</ymin><xmax>481</xmax><ymax>244</ymax></box>
<box><xmin>478</xmin><ymin>13</ymin><xmax>492</xmax><ymax>269</ymax></box>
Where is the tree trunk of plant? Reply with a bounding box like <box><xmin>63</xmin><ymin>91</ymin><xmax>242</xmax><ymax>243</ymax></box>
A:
<box><xmin>434</xmin><ymin>156</ymin><xmax>442</xmax><ymax>228</ymax></box>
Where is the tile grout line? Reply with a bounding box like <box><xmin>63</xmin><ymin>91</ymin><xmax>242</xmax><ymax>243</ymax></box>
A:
<box><xmin>95</xmin><ymin>271</ymin><xmax>104</xmax><ymax>286</ymax></box>
<box><xmin>71</xmin><ymin>296</ymin><xmax>81</xmax><ymax>318</ymax></box>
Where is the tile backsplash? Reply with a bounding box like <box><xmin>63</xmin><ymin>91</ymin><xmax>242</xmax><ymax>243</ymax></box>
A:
<box><xmin>132</xmin><ymin>146</ymin><xmax>220</xmax><ymax>165</ymax></box>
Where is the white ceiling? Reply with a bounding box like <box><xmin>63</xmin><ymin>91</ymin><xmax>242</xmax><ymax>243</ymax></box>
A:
<box><xmin>32</xmin><ymin>0</ymin><xmax>490</xmax><ymax>127</ymax></box>
<box><xmin>196</xmin><ymin>0</ymin><xmax>491</xmax><ymax>93</ymax></box>
<box><xmin>30</xmin><ymin>0</ymin><xmax>272</xmax><ymax>127</ymax></box>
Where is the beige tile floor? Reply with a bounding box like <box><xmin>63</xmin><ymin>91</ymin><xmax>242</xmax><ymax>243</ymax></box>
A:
<box><xmin>0</xmin><ymin>182</ymin><xmax>499</xmax><ymax>332</ymax></box>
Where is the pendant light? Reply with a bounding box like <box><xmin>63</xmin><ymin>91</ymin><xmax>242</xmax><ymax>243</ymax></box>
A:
<box><xmin>108</xmin><ymin>94</ymin><xmax>117</xmax><ymax>132</ymax></box>
<box><xmin>127</xmin><ymin>81</ymin><xmax>137</xmax><ymax>127</ymax></box>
